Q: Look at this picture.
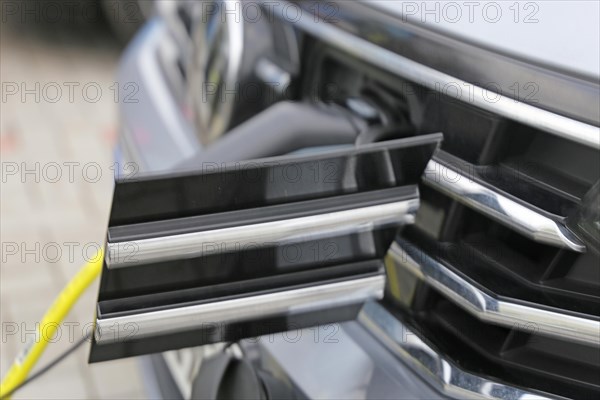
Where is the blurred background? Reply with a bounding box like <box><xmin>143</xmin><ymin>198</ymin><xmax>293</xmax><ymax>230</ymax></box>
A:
<box><xmin>1</xmin><ymin>1</ymin><xmax>148</xmax><ymax>398</ymax></box>
<box><xmin>2</xmin><ymin>1</ymin><xmax>600</xmax><ymax>400</ymax></box>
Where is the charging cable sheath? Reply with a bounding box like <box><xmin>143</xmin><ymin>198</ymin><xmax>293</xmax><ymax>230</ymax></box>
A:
<box><xmin>0</xmin><ymin>248</ymin><xmax>104</xmax><ymax>399</ymax></box>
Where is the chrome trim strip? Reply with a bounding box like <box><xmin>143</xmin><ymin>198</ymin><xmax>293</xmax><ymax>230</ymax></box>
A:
<box><xmin>95</xmin><ymin>275</ymin><xmax>385</xmax><ymax>344</ymax></box>
<box><xmin>389</xmin><ymin>241</ymin><xmax>600</xmax><ymax>347</ymax></box>
<box><xmin>106</xmin><ymin>199</ymin><xmax>419</xmax><ymax>268</ymax></box>
<box><xmin>423</xmin><ymin>160</ymin><xmax>586</xmax><ymax>252</ymax></box>
<box><xmin>359</xmin><ymin>301</ymin><xmax>557</xmax><ymax>400</ymax></box>
<box><xmin>273</xmin><ymin>2</ymin><xmax>600</xmax><ymax>148</ymax></box>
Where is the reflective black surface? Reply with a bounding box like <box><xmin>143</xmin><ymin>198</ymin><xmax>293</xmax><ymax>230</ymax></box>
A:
<box><xmin>109</xmin><ymin>133</ymin><xmax>441</xmax><ymax>225</ymax></box>
<box><xmin>91</xmin><ymin>134</ymin><xmax>441</xmax><ymax>362</ymax></box>
<box><xmin>101</xmin><ymin>229</ymin><xmax>396</xmax><ymax>300</ymax></box>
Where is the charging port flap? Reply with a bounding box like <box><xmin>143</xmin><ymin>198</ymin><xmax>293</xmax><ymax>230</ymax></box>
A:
<box><xmin>89</xmin><ymin>132</ymin><xmax>442</xmax><ymax>362</ymax></box>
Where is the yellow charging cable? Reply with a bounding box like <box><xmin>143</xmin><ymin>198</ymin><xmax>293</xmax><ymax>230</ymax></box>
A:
<box><xmin>0</xmin><ymin>248</ymin><xmax>104</xmax><ymax>399</ymax></box>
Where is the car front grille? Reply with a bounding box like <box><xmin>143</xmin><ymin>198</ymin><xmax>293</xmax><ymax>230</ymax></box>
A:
<box><xmin>387</xmin><ymin>114</ymin><xmax>600</xmax><ymax>398</ymax></box>
<box><xmin>280</xmin><ymin>1</ymin><xmax>600</xmax><ymax>398</ymax></box>
<box><xmin>384</xmin><ymin>47</ymin><xmax>600</xmax><ymax>400</ymax></box>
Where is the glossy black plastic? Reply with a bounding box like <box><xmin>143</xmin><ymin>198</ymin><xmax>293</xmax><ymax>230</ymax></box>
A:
<box><xmin>90</xmin><ymin>134</ymin><xmax>442</xmax><ymax>362</ymax></box>
<box><xmin>109</xmin><ymin>133</ymin><xmax>441</xmax><ymax>225</ymax></box>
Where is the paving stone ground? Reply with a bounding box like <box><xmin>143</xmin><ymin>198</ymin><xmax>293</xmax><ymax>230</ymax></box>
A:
<box><xmin>1</xmin><ymin>17</ymin><xmax>149</xmax><ymax>400</ymax></box>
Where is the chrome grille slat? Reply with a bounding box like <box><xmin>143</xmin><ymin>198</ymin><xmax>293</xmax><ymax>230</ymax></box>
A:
<box><xmin>389</xmin><ymin>240</ymin><xmax>600</xmax><ymax>347</ymax></box>
<box><xmin>423</xmin><ymin>159</ymin><xmax>586</xmax><ymax>252</ymax></box>
<box><xmin>106</xmin><ymin>198</ymin><xmax>418</xmax><ymax>268</ymax></box>
<box><xmin>96</xmin><ymin>275</ymin><xmax>385</xmax><ymax>344</ymax></box>
<box><xmin>359</xmin><ymin>302</ymin><xmax>558</xmax><ymax>400</ymax></box>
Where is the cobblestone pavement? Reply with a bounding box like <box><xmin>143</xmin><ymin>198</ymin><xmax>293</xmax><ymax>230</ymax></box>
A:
<box><xmin>1</xmin><ymin>17</ymin><xmax>148</xmax><ymax>400</ymax></box>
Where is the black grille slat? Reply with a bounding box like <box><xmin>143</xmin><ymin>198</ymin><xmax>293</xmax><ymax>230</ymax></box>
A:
<box><xmin>409</xmin><ymin>293</ymin><xmax>600</xmax><ymax>399</ymax></box>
